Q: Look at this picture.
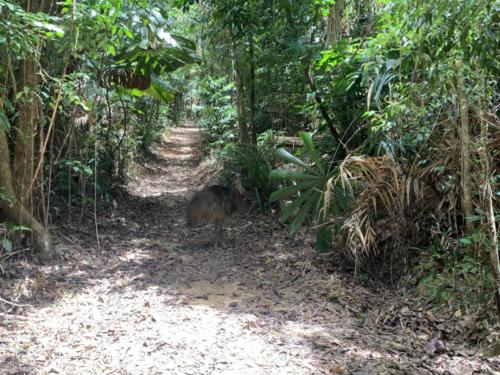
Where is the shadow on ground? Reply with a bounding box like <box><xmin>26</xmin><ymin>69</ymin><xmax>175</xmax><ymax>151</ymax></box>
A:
<box><xmin>1</xmin><ymin>122</ymin><xmax>492</xmax><ymax>375</ymax></box>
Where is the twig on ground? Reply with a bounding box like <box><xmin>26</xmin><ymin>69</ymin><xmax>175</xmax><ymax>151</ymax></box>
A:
<box><xmin>121</xmin><ymin>346</ymin><xmax>131</xmax><ymax>362</ymax></box>
<box><xmin>0</xmin><ymin>313</ymin><xmax>42</xmax><ymax>321</ymax></box>
<box><xmin>0</xmin><ymin>295</ymin><xmax>34</xmax><ymax>309</ymax></box>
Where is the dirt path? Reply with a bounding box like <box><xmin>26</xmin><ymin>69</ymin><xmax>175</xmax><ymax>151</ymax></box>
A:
<box><xmin>0</xmin><ymin>122</ymin><xmax>496</xmax><ymax>374</ymax></box>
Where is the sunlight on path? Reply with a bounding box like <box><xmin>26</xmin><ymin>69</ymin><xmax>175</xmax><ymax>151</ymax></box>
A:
<box><xmin>128</xmin><ymin>124</ymin><xmax>202</xmax><ymax>198</ymax></box>
<box><xmin>28</xmin><ymin>287</ymin><xmax>317</xmax><ymax>374</ymax></box>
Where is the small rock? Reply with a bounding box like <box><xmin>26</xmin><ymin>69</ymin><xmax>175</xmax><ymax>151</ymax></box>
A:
<box><xmin>427</xmin><ymin>337</ymin><xmax>447</xmax><ymax>354</ymax></box>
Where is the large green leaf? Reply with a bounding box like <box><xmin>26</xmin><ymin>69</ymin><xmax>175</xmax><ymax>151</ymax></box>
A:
<box><xmin>269</xmin><ymin>169</ymin><xmax>320</xmax><ymax>181</ymax></box>
<box><xmin>275</xmin><ymin>148</ymin><xmax>317</xmax><ymax>174</ymax></box>
<box><xmin>315</xmin><ymin>227</ymin><xmax>333</xmax><ymax>252</ymax></box>
<box><xmin>149</xmin><ymin>83</ymin><xmax>174</xmax><ymax>102</ymax></box>
<box><xmin>171</xmin><ymin>33</ymin><xmax>197</xmax><ymax>50</ymax></box>
<box><xmin>300</xmin><ymin>132</ymin><xmax>324</xmax><ymax>174</ymax></box>
<box><xmin>279</xmin><ymin>188</ymin><xmax>315</xmax><ymax>223</ymax></box>
<box><xmin>289</xmin><ymin>191</ymin><xmax>318</xmax><ymax>233</ymax></box>
<box><xmin>0</xmin><ymin>110</ymin><xmax>10</xmax><ymax>131</ymax></box>
<box><xmin>269</xmin><ymin>132</ymin><xmax>332</xmax><ymax>234</ymax></box>
<box><xmin>269</xmin><ymin>181</ymin><xmax>317</xmax><ymax>202</ymax></box>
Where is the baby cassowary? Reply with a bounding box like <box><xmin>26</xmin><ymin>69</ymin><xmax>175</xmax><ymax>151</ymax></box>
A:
<box><xmin>186</xmin><ymin>177</ymin><xmax>245</xmax><ymax>246</ymax></box>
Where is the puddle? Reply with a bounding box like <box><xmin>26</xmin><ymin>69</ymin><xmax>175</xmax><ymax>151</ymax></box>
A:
<box><xmin>178</xmin><ymin>280</ymin><xmax>250</xmax><ymax>308</ymax></box>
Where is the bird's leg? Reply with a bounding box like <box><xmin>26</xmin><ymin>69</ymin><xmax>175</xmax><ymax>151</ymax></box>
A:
<box><xmin>214</xmin><ymin>219</ymin><xmax>224</xmax><ymax>247</ymax></box>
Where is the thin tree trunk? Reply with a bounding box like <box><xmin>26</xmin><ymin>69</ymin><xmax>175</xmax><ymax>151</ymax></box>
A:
<box><xmin>304</xmin><ymin>60</ymin><xmax>348</xmax><ymax>155</ymax></box>
<box><xmin>233</xmin><ymin>45</ymin><xmax>248</xmax><ymax>144</ymax></box>
<box><xmin>455</xmin><ymin>60</ymin><xmax>474</xmax><ymax>237</ymax></box>
<box><xmin>12</xmin><ymin>0</ymin><xmax>55</xmax><ymax>205</ymax></box>
<box><xmin>485</xmin><ymin>179</ymin><xmax>500</xmax><ymax>317</ymax></box>
<box><xmin>248</xmin><ymin>28</ymin><xmax>257</xmax><ymax>144</ymax></box>
<box><xmin>478</xmin><ymin>107</ymin><xmax>500</xmax><ymax>318</ymax></box>
<box><xmin>303</xmin><ymin>31</ymin><xmax>348</xmax><ymax>155</ymax></box>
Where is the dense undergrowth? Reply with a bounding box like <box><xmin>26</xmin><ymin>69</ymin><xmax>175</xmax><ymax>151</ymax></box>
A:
<box><xmin>0</xmin><ymin>0</ymin><xmax>498</xmax><ymax>332</ymax></box>
<box><xmin>183</xmin><ymin>0</ymin><xmax>499</xmax><ymax>322</ymax></box>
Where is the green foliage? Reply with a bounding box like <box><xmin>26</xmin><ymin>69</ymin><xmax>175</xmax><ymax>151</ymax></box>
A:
<box><xmin>270</xmin><ymin>133</ymin><xmax>353</xmax><ymax>235</ymax></box>
<box><xmin>0</xmin><ymin>0</ymin><xmax>64</xmax><ymax>57</ymax></box>
<box><xmin>416</xmin><ymin>245</ymin><xmax>493</xmax><ymax>308</ymax></box>
<box><xmin>221</xmin><ymin>130</ymin><xmax>283</xmax><ymax>212</ymax></box>
<box><xmin>0</xmin><ymin>222</ymin><xmax>31</xmax><ymax>256</ymax></box>
<box><xmin>196</xmin><ymin>75</ymin><xmax>238</xmax><ymax>148</ymax></box>
<box><xmin>67</xmin><ymin>0</ymin><xmax>198</xmax><ymax>77</ymax></box>
<box><xmin>134</xmin><ymin>96</ymin><xmax>165</xmax><ymax>154</ymax></box>
<box><xmin>33</xmin><ymin>1</ymin><xmax>198</xmax><ymax>209</ymax></box>
<box><xmin>2</xmin><ymin>236</ymin><xmax>12</xmax><ymax>253</ymax></box>
<box><xmin>310</xmin><ymin>0</ymin><xmax>497</xmax><ymax>161</ymax></box>
<box><xmin>52</xmin><ymin>159</ymin><xmax>94</xmax><ymax>206</ymax></box>
<box><xmin>306</xmin><ymin>0</ymin><xmax>498</xmax><ymax>263</ymax></box>
<box><xmin>1</xmin><ymin>0</ymin><xmax>497</xmax><ymax>322</ymax></box>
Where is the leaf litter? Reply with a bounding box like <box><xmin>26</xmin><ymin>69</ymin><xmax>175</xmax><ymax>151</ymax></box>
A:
<box><xmin>0</xmin><ymin>121</ymin><xmax>498</xmax><ymax>374</ymax></box>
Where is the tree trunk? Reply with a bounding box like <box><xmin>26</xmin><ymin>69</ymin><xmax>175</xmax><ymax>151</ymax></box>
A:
<box><xmin>478</xmin><ymin>106</ymin><xmax>500</xmax><ymax>318</ymax></box>
<box><xmin>455</xmin><ymin>60</ymin><xmax>474</xmax><ymax>237</ymax></box>
<box><xmin>248</xmin><ymin>29</ymin><xmax>257</xmax><ymax>144</ymax></box>
<box><xmin>302</xmin><ymin>31</ymin><xmax>348</xmax><ymax>156</ymax></box>
<box><xmin>325</xmin><ymin>0</ymin><xmax>345</xmax><ymax>45</ymax></box>
<box><xmin>303</xmin><ymin>61</ymin><xmax>348</xmax><ymax>156</ymax></box>
<box><xmin>485</xmin><ymin>178</ymin><xmax>500</xmax><ymax>318</ymax></box>
<box><xmin>12</xmin><ymin>58</ymin><xmax>39</xmax><ymax>208</ymax></box>
<box><xmin>0</xmin><ymin>125</ymin><xmax>52</xmax><ymax>261</ymax></box>
<box><xmin>0</xmin><ymin>0</ymin><xmax>53</xmax><ymax>261</ymax></box>
<box><xmin>233</xmin><ymin>45</ymin><xmax>248</xmax><ymax>144</ymax></box>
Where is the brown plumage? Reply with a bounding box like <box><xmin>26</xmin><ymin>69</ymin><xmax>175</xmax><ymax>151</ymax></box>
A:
<box><xmin>186</xmin><ymin>179</ymin><xmax>245</xmax><ymax>246</ymax></box>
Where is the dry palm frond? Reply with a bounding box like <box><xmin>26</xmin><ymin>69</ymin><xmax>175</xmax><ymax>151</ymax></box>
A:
<box><xmin>320</xmin><ymin>174</ymin><xmax>339</xmax><ymax>222</ymax></box>
<box><xmin>74</xmin><ymin>114</ymin><xmax>90</xmax><ymax>127</ymax></box>
<box><xmin>343</xmin><ymin>209</ymin><xmax>376</xmax><ymax>254</ymax></box>
<box><xmin>336</xmin><ymin>155</ymin><xmax>418</xmax><ymax>258</ymax></box>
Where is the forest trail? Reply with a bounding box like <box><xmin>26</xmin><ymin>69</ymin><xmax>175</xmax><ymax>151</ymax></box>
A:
<box><xmin>0</xmin><ymin>121</ymin><xmax>495</xmax><ymax>375</ymax></box>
